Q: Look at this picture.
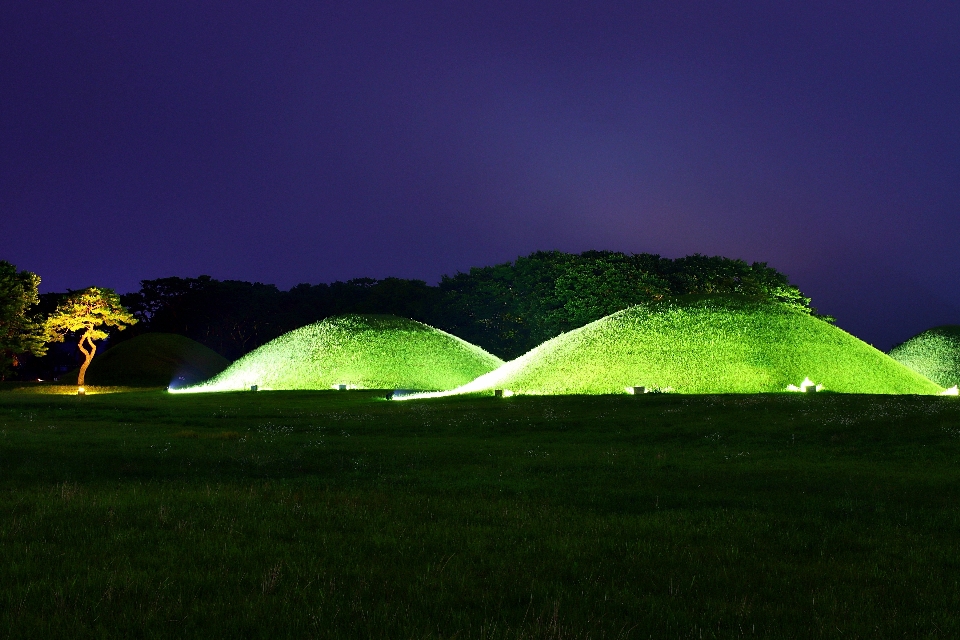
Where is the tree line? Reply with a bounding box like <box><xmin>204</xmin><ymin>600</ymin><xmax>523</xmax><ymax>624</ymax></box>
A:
<box><xmin>2</xmin><ymin>251</ymin><xmax>822</xmax><ymax>379</ymax></box>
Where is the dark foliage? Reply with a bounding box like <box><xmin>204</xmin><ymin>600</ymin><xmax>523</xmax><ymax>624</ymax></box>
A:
<box><xmin>119</xmin><ymin>276</ymin><xmax>441</xmax><ymax>360</ymax></box>
<box><xmin>0</xmin><ymin>261</ymin><xmax>45</xmax><ymax>378</ymax></box>
<box><xmin>29</xmin><ymin>251</ymin><xmax>812</xmax><ymax>366</ymax></box>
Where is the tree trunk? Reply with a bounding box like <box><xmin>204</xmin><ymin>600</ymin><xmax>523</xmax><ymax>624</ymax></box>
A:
<box><xmin>76</xmin><ymin>333</ymin><xmax>97</xmax><ymax>386</ymax></box>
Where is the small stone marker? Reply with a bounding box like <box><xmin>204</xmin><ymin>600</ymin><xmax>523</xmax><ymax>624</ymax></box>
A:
<box><xmin>632</xmin><ymin>386</ymin><xmax>646</xmax><ymax>395</ymax></box>
<box><xmin>338</xmin><ymin>384</ymin><xmax>347</xmax><ymax>391</ymax></box>
<box><xmin>494</xmin><ymin>389</ymin><xmax>503</xmax><ymax>398</ymax></box>
<box><xmin>250</xmin><ymin>385</ymin><xmax>258</xmax><ymax>392</ymax></box>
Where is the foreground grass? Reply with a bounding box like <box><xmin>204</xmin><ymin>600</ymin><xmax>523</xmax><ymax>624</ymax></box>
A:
<box><xmin>1</xmin><ymin>390</ymin><xmax>959</xmax><ymax>638</ymax></box>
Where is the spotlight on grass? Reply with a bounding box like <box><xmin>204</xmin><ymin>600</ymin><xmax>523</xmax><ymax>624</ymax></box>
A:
<box><xmin>77</xmin><ymin>386</ymin><xmax>85</xmax><ymax>397</ymax></box>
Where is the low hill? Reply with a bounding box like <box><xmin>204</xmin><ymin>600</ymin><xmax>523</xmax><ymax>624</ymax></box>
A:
<box><xmin>66</xmin><ymin>333</ymin><xmax>230</xmax><ymax>387</ymax></box>
<box><xmin>175</xmin><ymin>314</ymin><xmax>503</xmax><ymax>393</ymax></box>
<box><xmin>426</xmin><ymin>296</ymin><xmax>941</xmax><ymax>396</ymax></box>
<box><xmin>888</xmin><ymin>326</ymin><xmax>960</xmax><ymax>388</ymax></box>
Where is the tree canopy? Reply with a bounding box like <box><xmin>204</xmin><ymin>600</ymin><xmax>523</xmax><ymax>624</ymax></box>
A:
<box><xmin>44</xmin><ymin>288</ymin><xmax>137</xmax><ymax>386</ymax></box>
<box><xmin>46</xmin><ymin>251</ymin><xmax>816</xmax><ymax>366</ymax></box>
<box><xmin>120</xmin><ymin>276</ymin><xmax>440</xmax><ymax>360</ymax></box>
<box><xmin>0</xmin><ymin>260</ymin><xmax>46</xmax><ymax>378</ymax></box>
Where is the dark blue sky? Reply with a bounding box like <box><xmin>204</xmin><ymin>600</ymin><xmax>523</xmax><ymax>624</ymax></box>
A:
<box><xmin>3</xmin><ymin>1</ymin><xmax>959</xmax><ymax>349</ymax></box>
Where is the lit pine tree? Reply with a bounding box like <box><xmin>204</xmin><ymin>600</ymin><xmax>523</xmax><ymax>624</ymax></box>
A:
<box><xmin>44</xmin><ymin>288</ymin><xmax>137</xmax><ymax>387</ymax></box>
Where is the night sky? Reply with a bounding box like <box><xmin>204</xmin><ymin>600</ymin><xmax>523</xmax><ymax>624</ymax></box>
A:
<box><xmin>3</xmin><ymin>2</ymin><xmax>959</xmax><ymax>350</ymax></box>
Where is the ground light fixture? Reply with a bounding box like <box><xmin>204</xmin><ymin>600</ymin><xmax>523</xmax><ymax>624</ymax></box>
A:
<box><xmin>786</xmin><ymin>377</ymin><xmax>823</xmax><ymax>392</ymax></box>
<box><xmin>941</xmin><ymin>386</ymin><xmax>959</xmax><ymax>396</ymax></box>
<box><xmin>77</xmin><ymin>386</ymin><xmax>85</xmax><ymax>396</ymax></box>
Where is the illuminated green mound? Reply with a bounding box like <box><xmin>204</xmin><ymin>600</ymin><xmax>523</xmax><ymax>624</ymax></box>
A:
<box><xmin>177</xmin><ymin>314</ymin><xmax>503</xmax><ymax>393</ymax></box>
<box><xmin>888</xmin><ymin>326</ymin><xmax>960</xmax><ymax>388</ymax></box>
<box><xmin>431</xmin><ymin>296</ymin><xmax>941</xmax><ymax>396</ymax></box>
<box><xmin>67</xmin><ymin>333</ymin><xmax>230</xmax><ymax>387</ymax></box>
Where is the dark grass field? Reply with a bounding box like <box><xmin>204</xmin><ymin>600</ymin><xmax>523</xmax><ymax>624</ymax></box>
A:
<box><xmin>2</xmin><ymin>387</ymin><xmax>960</xmax><ymax>638</ymax></box>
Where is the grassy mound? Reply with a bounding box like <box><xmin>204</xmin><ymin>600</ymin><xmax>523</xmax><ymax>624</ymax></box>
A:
<box><xmin>428</xmin><ymin>296</ymin><xmax>941</xmax><ymax>396</ymax></box>
<box><xmin>66</xmin><ymin>333</ymin><xmax>230</xmax><ymax>387</ymax></box>
<box><xmin>888</xmin><ymin>326</ymin><xmax>960</xmax><ymax>387</ymax></box>
<box><xmin>176</xmin><ymin>314</ymin><xmax>503</xmax><ymax>393</ymax></box>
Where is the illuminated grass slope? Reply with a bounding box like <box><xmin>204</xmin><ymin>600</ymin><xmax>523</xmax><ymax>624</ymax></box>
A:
<box><xmin>176</xmin><ymin>314</ymin><xmax>504</xmax><ymax>393</ymax></box>
<box><xmin>422</xmin><ymin>296</ymin><xmax>941</xmax><ymax>397</ymax></box>
<box><xmin>66</xmin><ymin>333</ymin><xmax>230</xmax><ymax>387</ymax></box>
<box><xmin>888</xmin><ymin>326</ymin><xmax>960</xmax><ymax>388</ymax></box>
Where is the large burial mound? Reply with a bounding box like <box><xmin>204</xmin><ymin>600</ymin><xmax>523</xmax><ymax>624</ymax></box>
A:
<box><xmin>888</xmin><ymin>326</ymin><xmax>960</xmax><ymax>387</ymax></box>
<box><xmin>432</xmin><ymin>296</ymin><xmax>941</xmax><ymax>396</ymax></box>
<box><xmin>66</xmin><ymin>333</ymin><xmax>230</xmax><ymax>387</ymax></box>
<box><xmin>177</xmin><ymin>314</ymin><xmax>504</xmax><ymax>393</ymax></box>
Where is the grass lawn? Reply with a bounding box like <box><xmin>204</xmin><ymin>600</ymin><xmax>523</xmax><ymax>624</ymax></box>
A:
<box><xmin>1</xmin><ymin>387</ymin><xmax>959</xmax><ymax>638</ymax></box>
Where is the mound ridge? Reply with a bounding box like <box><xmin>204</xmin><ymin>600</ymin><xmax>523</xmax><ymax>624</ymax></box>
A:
<box><xmin>432</xmin><ymin>296</ymin><xmax>941</xmax><ymax>396</ymax></box>
<box><xmin>888</xmin><ymin>326</ymin><xmax>960</xmax><ymax>388</ymax></box>
<box><xmin>177</xmin><ymin>314</ymin><xmax>503</xmax><ymax>393</ymax></box>
<box><xmin>68</xmin><ymin>333</ymin><xmax>230</xmax><ymax>387</ymax></box>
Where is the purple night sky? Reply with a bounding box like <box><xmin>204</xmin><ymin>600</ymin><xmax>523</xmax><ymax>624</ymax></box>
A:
<box><xmin>2</xmin><ymin>2</ymin><xmax>959</xmax><ymax>350</ymax></box>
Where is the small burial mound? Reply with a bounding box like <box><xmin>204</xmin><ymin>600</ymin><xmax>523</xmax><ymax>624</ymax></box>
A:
<box><xmin>175</xmin><ymin>314</ymin><xmax>504</xmax><ymax>393</ymax></box>
<box><xmin>888</xmin><ymin>326</ymin><xmax>960</xmax><ymax>388</ymax></box>
<box><xmin>67</xmin><ymin>333</ymin><xmax>230</xmax><ymax>387</ymax></box>
<box><xmin>414</xmin><ymin>296</ymin><xmax>941</xmax><ymax>397</ymax></box>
